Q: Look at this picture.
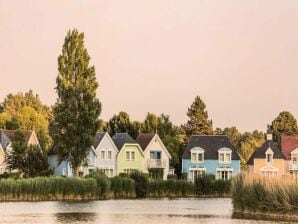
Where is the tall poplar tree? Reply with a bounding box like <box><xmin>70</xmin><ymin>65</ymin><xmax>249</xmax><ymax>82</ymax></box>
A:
<box><xmin>51</xmin><ymin>29</ymin><xmax>101</xmax><ymax>176</ymax></box>
<box><xmin>183</xmin><ymin>96</ymin><xmax>213</xmax><ymax>138</ymax></box>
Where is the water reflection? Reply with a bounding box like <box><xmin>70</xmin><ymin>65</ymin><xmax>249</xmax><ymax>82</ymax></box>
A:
<box><xmin>55</xmin><ymin>213</ymin><xmax>96</xmax><ymax>224</ymax></box>
<box><xmin>0</xmin><ymin>199</ymin><xmax>296</xmax><ymax>224</ymax></box>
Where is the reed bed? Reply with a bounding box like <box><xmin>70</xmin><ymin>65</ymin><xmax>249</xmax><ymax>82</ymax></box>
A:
<box><xmin>231</xmin><ymin>174</ymin><xmax>298</xmax><ymax>215</ymax></box>
<box><xmin>0</xmin><ymin>177</ymin><xmax>97</xmax><ymax>201</ymax></box>
<box><xmin>147</xmin><ymin>179</ymin><xmax>195</xmax><ymax>197</ymax></box>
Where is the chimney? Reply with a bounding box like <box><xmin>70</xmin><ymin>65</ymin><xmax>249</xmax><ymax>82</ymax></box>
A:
<box><xmin>266</xmin><ymin>125</ymin><xmax>273</xmax><ymax>141</ymax></box>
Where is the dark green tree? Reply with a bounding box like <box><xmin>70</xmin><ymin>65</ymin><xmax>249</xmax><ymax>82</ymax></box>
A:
<box><xmin>107</xmin><ymin>111</ymin><xmax>133</xmax><ymax>136</ymax></box>
<box><xmin>142</xmin><ymin>113</ymin><xmax>158</xmax><ymax>133</ymax></box>
<box><xmin>6</xmin><ymin>130</ymin><xmax>27</xmax><ymax>172</ymax></box>
<box><xmin>51</xmin><ymin>29</ymin><xmax>101</xmax><ymax>176</ymax></box>
<box><xmin>270</xmin><ymin>111</ymin><xmax>298</xmax><ymax>143</ymax></box>
<box><xmin>6</xmin><ymin>130</ymin><xmax>52</xmax><ymax>177</ymax></box>
<box><xmin>183</xmin><ymin>96</ymin><xmax>213</xmax><ymax>138</ymax></box>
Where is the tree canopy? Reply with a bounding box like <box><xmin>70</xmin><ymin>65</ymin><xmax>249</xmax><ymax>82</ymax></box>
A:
<box><xmin>51</xmin><ymin>29</ymin><xmax>101</xmax><ymax>176</ymax></box>
<box><xmin>183</xmin><ymin>96</ymin><xmax>213</xmax><ymax>137</ymax></box>
<box><xmin>270</xmin><ymin>111</ymin><xmax>298</xmax><ymax>143</ymax></box>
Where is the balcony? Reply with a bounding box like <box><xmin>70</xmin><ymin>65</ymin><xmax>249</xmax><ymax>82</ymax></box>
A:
<box><xmin>147</xmin><ymin>159</ymin><xmax>166</xmax><ymax>169</ymax></box>
<box><xmin>289</xmin><ymin>162</ymin><xmax>298</xmax><ymax>170</ymax></box>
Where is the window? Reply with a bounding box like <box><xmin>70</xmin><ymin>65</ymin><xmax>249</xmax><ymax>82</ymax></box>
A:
<box><xmin>108</xmin><ymin>151</ymin><xmax>112</xmax><ymax>160</ymax></box>
<box><xmin>292</xmin><ymin>153</ymin><xmax>298</xmax><ymax>164</ymax></box>
<box><xmin>217</xmin><ymin>170</ymin><xmax>232</xmax><ymax>180</ymax></box>
<box><xmin>124</xmin><ymin>168</ymin><xmax>137</xmax><ymax>174</ymax></box>
<box><xmin>191</xmin><ymin>153</ymin><xmax>197</xmax><ymax>163</ymax></box>
<box><xmin>219</xmin><ymin>153</ymin><xmax>225</xmax><ymax>162</ymax></box>
<box><xmin>150</xmin><ymin>151</ymin><xmax>161</xmax><ymax>160</ymax></box>
<box><xmin>225</xmin><ymin>154</ymin><xmax>231</xmax><ymax>163</ymax></box>
<box><xmin>266</xmin><ymin>154</ymin><xmax>273</xmax><ymax>164</ymax></box>
<box><xmin>189</xmin><ymin>168</ymin><xmax>206</xmax><ymax>182</ymax></box>
<box><xmin>218</xmin><ymin>148</ymin><xmax>232</xmax><ymax>164</ymax></box>
<box><xmin>198</xmin><ymin>153</ymin><xmax>203</xmax><ymax>162</ymax></box>
<box><xmin>131</xmin><ymin>152</ymin><xmax>135</xmax><ymax>161</ymax></box>
<box><xmin>101</xmin><ymin>151</ymin><xmax>105</xmax><ymax>160</ymax></box>
<box><xmin>190</xmin><ymin>148</ymin><xmax>204</xmax><ymax>163</ymax></box>
<box><xmin>126</xmin><ymin>152</ymin><xmax>130</xmax><ymax>160</ymax></box>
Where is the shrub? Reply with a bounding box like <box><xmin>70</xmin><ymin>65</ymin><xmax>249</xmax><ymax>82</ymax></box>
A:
<box><xmin>110</xmin><ymin>176</ymin><xmax>135</xmax><ymax>198</ymax></box>
<box><xmin>129</xmin><ymin>171</ymin><xmax>149</xmax><ymax>198</ymax></box>
<box><xmin>194</xmin><ymin>174</ymin><xmax>214</xmax><ymax>195</ymax></box>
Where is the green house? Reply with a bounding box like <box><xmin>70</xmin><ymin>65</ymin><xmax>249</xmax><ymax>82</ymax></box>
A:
<box><xmin>112</xmin><ymin>133</ymin><xmax>145</xmax><ymax>174</ymax></box>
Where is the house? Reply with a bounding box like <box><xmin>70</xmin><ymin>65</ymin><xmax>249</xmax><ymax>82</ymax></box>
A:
<box><xmin>281</xmin><ymin>135</ymin><xmax>298</xmax><ymax>178</ymax></box>
<box><xmin>0</xmin><ymin>130</ymin><xmax>39</xmax><ymax>174</ymax></box>
<box><xmin>247</xmin><ymin>131</ymin><xmax>286</xmax><ymax>177</ymax></box>
<box><xmin>48</xmin><ymin>132</ymin><xmax>118</xmax><ymax>177</ymax></box>
<box><xmin>112</xmin><ymin>133</ymin><xmax>144</xmax><ymax>174</ymax></box>
<box><xmin>136</xmin><ymin>133</ymin><xmax>172</xmax><ymax>179</ymax></box>
<box><xmin>182</xmin><ymin>135</ymin><xmax>241</xmax><ymax>182</ymax></box>
<box><xmin>89</xmin><ymin>132</ymin><xmax>119</xmax><ymax>177</ymax></box>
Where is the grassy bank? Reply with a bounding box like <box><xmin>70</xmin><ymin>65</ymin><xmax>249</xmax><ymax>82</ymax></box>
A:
<box><xmin>231</xmin><ymin>174</ymin><xmax>298</xmax><ymax>216</ymax></box>
<box><xmin>0</xmin><ymin>173</ymin><xmax>231</xmax><ymax>201</ymax></box>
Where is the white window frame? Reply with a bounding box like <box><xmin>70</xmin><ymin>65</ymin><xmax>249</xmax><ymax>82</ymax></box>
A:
<box><xmin>216</xmin><ymin>168</ymin><xmax>233</xmax><ymax>180</ymax></box>
<box><xmin>190</xmin><ymin>147</ymin><xmax>204</xmax><ymax>163</ymax></box>
<box><xmin>101</xmin><ymin>150</ymin><xmax>105</xmax><ymax>160</ymax></box>
<box><xmin>108</xmin><ymin>151</ymin><xmax>112</xmax><ymax>160</ymax></box>
<box><xmin>218</xmin><ymin>148</ymin><xmax>232</xmax><ymax>164</ymax></box>
<box><xmin>265</xmin><ymin>147</ymin><xmax>274</xmax><ymax>164</ymax></box>
<box><xmin>189</xmin><ymin>167</ymin><xmax>206</xmax><ymax>182</ymax></box>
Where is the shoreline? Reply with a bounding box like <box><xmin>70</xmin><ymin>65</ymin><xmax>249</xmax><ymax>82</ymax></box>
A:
<box><xmin>233</xmin><ymin>210</ymin><xmax>298</xmax><ymax>222</ymax></box>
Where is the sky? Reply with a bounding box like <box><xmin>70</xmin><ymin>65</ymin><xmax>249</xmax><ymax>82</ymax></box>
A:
<box><xmin>0</xmin><ymin>0</ymin><xmax>298</xmax><ymax>132</ymax></box>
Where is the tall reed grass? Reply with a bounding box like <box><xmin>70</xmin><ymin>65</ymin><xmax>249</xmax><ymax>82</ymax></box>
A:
<box><xmin>231</xmin><ymin>174</ymin><xmax>298</xmax><ymax>214</ymax></box>
<box><xmin>0</xmin><ymin>177</ymin><xmax>97</xmax><ymax>201</ymax></box>
<box><xmin>147</xmin><ymin>179</ymin><xmax>195</xmax><ymax>197</ymax></box>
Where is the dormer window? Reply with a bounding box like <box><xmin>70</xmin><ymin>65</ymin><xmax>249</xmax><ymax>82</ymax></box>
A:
<box><xmin>265</xmin><ymin>147</ymin><xmax>274</xmax><ymax>164</ymax></box>
<box><xmin>218</xmin><ymin>148</ymin><xmax>232</xmax><ymax>164</ymax></box>
<box><xmin>190</xmin><ymin>147</ymin><xmax>204</xmax><ymax>163</ymax></box>
<box><xmin>291</xmin><ymin>149</ymin><xmax>298</xmax><ymax>164</ymax></box>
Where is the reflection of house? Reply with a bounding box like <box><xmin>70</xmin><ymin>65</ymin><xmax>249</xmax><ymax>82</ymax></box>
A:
<box><xmin>136</xmin><ymin>133</ymin><xmax>172</xmax><ymax>180</ymax></box>
<box><xmin>112</xmin><ymin>133</ymin><xmax>144</xmax><ymax>175</ymax></box>
<box><xmin>0</xmin><ymin>130</ymin><xmax>39</xmax><ymax>174</ymax></box>
<box><xmin>281</xmin><ymin>135</ymin><xmax>298</xmax><ymax>179</ymax></box>
<box><xmin>247</xmin><ymin>131</ymin><xmax>286</xmax><ymax>177</ymax></box>
<box><xmin>182</xmin><ymin>135</ymin><xmax>241</xmax><ymax>182</ymax></box>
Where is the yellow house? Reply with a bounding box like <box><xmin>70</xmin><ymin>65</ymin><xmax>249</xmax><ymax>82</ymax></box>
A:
<box><xmin>247</xmin><ymin>131</ymin><xmax>286</xmax><ymax>177</ymax></box>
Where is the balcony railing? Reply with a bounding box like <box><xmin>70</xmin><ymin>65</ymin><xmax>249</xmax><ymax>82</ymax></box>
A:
<box><xmin>147</xmin><ymin>159</ymin><xmax>166</xmax><ymax>169</ymax></box>
<box><xmin>289</xmin><ymin>162</ymin><xmax>298</xmax><ymax>170</ymax></box>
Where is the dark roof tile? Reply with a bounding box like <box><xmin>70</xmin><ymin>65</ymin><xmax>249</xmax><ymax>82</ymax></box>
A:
<box><xmin>136</xmin><ymin>133</ymin><xmax>155</xmax><ymax>151</ymax></box>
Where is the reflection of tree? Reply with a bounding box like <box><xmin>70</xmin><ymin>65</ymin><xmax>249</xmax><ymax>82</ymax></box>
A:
<box><xmin>55</xmin><ymin>213</ymin><xmax>96</xmax><ymax>224</ymax></box>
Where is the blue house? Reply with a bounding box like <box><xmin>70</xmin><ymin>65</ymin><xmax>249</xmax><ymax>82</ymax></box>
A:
<box><xmin>182</xmin><ymin>135</ymin><xmax>241</xmax><ymax>182</ymax></box>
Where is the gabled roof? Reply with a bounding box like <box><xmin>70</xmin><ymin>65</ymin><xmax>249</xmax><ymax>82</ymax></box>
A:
<box><xmin>247</xmin><ymin>140</ymin><xmax>286</xmax><ymax>165</ymax></box>
<box><xmin>136</xmin><ymin>133</ymin><xmax>155</xmax><ymax>151</ymax></box>
<box><xmin>112</xmin><ymin>133</ymin><xmax>137</xmax><ymax>150</ymax></box>
<box><xmin>93</xmin><ymin>132</ymin><xmax>106</xmax><ymax>149</ymax></box>
<box><xmin>281</xmin><ymin>135</ymin><xmax>298</xmax><ymax>160</ymax></box>
<box><xmin>48</xmin><ymin>132</ymin><xmax>109</xmax><ymax>156</ymax></box>
<box><xmin>0</xmin><ymin>130</ymin><xmax>34</xmax><ymax>152</ymax></box>
<box><xmin>182</xmin><ymin>135</ymin><xmax>240</xmax><ymax>160</ymax></box>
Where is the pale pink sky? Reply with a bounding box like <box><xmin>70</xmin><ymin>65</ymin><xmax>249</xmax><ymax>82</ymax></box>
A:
<box><xmin>0</xmin><ymin>0</ymin><xmax>298</xmax><ymax>131</ymax></box>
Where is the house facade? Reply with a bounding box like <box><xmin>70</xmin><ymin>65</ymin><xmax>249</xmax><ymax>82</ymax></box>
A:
<box><xmin>0</xmin><ymin>130</ymin><xmax>39</xmax><ymax>174</ymax></box>
<box><xmin>182</xmin><ymin>135</ymin><xmax>240</xmax><ymax>182</ymax></box>
<box><xmin>112</xmin><ymin>133</ymin><xmax>144</xmax><ymax>174</ymax></box>
<box><xmin>247</xmin><ymin>132</ymin><xmax>286</xmax><ymax>177</ymax></box>
<box><xmin>89</xmin><ymin>132</ymin><xmax>119</xmax><ymax>177</ymax></box>
<box><xmin>48</xmin><ymin>132</ymin><xmax>118</xmax><ymax>177</ymax></box>
<box><xmin>136</xmin><ymin>133</ymin><xmax>172</xmax><ymax>179</ymax></box>
<box><xmin>281</xmin><ymin>135</ymin><xmax>298</xmax><ymax>178</ymax></box>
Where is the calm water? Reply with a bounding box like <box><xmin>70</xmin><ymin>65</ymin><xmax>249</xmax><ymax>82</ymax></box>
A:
<box><xmin>0</xmin><ymin>198</ymin><xmax>295</xmax><ymax>224</ymax></box>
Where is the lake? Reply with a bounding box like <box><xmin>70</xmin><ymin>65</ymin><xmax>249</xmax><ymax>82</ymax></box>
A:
<box><xmin>0</xmin><ymin>198</ymin><xmax>294</xmax><ymax>224</ymax></box>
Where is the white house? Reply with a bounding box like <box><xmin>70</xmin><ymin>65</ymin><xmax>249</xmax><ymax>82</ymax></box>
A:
<box><xmin>136</xmin><ymin>133</ymin><xmax>172</xmax><ymax>180</ymax></box>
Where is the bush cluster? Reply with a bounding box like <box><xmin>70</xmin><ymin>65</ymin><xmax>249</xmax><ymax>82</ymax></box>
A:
<box><xmin>195</xmin><ymin>174</ymin><xmax>231</xmax><ymax>196</ymax></box>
